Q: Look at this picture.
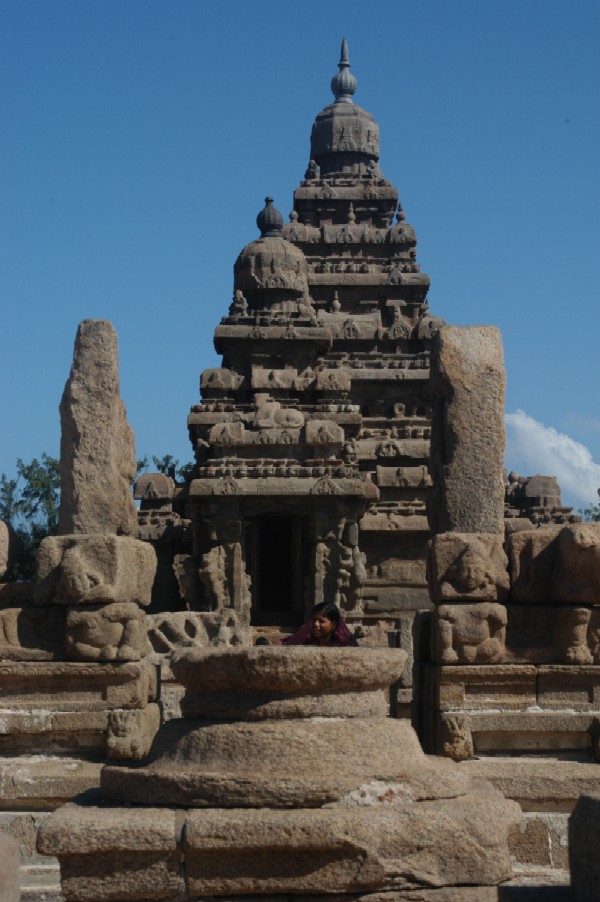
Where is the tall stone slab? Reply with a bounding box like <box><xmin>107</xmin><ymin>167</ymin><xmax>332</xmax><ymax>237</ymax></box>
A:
<box><xmin>428</xmin><ymin>325</ymin><xmax>506</xmax><ymax>535</ymax></box>
<box><xmin>58</xmin><ymin>320</ymin><xmax>138</xmax><ymax>536</ymax></box>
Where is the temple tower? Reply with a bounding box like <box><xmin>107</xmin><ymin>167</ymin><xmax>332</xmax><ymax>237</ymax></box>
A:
<box><xmin>183</xmin><ymin>42</ymin><xmax>443</xmax><ymax>644</ymax></box>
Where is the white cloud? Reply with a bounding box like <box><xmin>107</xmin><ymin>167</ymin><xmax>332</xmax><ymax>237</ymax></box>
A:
<box><xmin>505</xmin><ymin>409</ymin><xmax>600</xmax><ymax>506</ymax></box>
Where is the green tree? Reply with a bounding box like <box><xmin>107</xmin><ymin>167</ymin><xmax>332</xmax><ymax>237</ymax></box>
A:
<box><xmin>0</xmin><ymin>454</ymin><xmax>60</xmax><ymax>580</ymax></box>
<box><xmin>581</xmin><ymin>501</ymin><xmax>600</xmax><ymax>522</ymax></box>
<box><xmin>136</xmin><ymin>454</ymin><xmax>191</xmax><ymax>481</ymax></box>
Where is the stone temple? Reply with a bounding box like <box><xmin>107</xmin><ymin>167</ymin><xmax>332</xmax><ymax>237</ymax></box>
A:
<box><xmin>1</xmin><ymin>40</ymin><xmax>600</xmax><ymax>902</ymax></box>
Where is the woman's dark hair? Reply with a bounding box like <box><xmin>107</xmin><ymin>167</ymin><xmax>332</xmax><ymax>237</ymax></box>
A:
<box><xmin>311</xmin><ymin>602</ymin><xmax>340</xmax><ymax>626</ymax></box>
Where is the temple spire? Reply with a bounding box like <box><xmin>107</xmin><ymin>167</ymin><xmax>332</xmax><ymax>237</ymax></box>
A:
<box><xmin>330</xmin><ymin>38</ymin><xmax>357</xmax><ymax>104</ymax></box>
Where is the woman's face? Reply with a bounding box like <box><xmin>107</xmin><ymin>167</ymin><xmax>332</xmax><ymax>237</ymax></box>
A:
<box><xmin>311</xmin><ymin>611</ymin><xmax>336</xmax><ymax>643</ymax></box>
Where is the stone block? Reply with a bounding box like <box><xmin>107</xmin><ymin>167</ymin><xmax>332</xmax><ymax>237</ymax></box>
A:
<box><xmin>147</xmin><ymin>610</ymin><xmax>252</xmax><ymax>677</ymax></box>
<box><xmin>0</xmin><ymin>605</ymin><xmax>65</xmax><ymax>660</ymax></box>
<box><xmin>183</xmin><ymin>808</ymin><xmax>386</xmax><ymax>896</ymax></box>
<box><xmin>432</xmin><ymin>603</ymin><xmax>507</xmax><ymax>664</ymax></box>
<box><xmin>428</xmin><ymin>326</ymin><xmax>506</xmax><ymax>535</ymax></box>
<box><xmin>35</xmin><ymin>535</ymin><xmax>156</xmax><ymax>607</ymax></box>
<box><xmin>106</xmin><ymin>702</ymin><xmax>161</xmax><ymax>759</ymax></box>
<box><xmin>468</xmin><ymin>710</ymin><xmax>595</xmax><ymax>755</ymax></box>
<box><xmin>570</xmin><ymin>793</ymin><xmax>600</xmax><ymax>902</ymax></box>
<box><xmin>305</xmin><ymin>419</ymin><xmax>344</xmax><ymax>444</ymax></box>
<box><xmin>537</xmin><ymin>665</ymin><xmax>600</xmax><ymax>709</ymax></box>
<box><xmin>460</xmin><ymin>757</ymin><xmax>600</xmax><ymax>812</ymax></box>
<box><xmin>434</xmin><ymin>665</ymin><xmax>537</xmax><ymax>711</ymax></box>
<box><xmin>315</xmin><ymin>368</ymin><xmax>351</xmax><ymax>392</ymax></box>
<box><xmin>505</xmin><ymin>604</ymin><xmax>600</xmax><ymax>664</ymax></box>
<box><xmin>554</xmin><ymin>523</ymin><xmax>600</xmax><ymax>603</ymax></box>
<box><xmin>200</xmin><ymin>367</ymin><xmax>240</xmax><ymax>393</ymax></box>
<box><xmin>508</xmin><ymin>811</ymin><xmax>569</xmax><ymax>870</ymax></box>
<box><xmin>438</xmin><ymin>709</ymin><xmax>597</xmax><ymax>759</ymax></box>
<box><xmin>0</xmin><ymin>757</ymin><xmax>102</xmax><ymax>809</ymax></box>
<box><xmin>183</xmin><ymin>793</ymin><xmax>518</xmax><ymax>894</ymax></box>
<box><xmin>65</xmin><ymin>602</ymin><xmax>147</xmax><ymax>661</ymax></box>
<box><xmin>0</xmin><ymin>708</ymin><xmax>109</xmax><ymax>755</ymax></box>
<box><xmin>508</xmin><ymin>527</ymin><xmax>561</xmax><ymax>603</ymax></box>
<box><xmin>37</xmin><ymin>804</ymin><xmax>182</xmax><ymax>902</ymax></box>
<box><xmin>0</xmin><ymin>660</ymin><xmax>151</xmax><ymax>710</ymax></box>
<box><xmin>428</xmin><ymin>533</ymin><xmax>509</xmax><ymax>602</ymax></box>
<box><xmin>58</xmin><ymin>319</ymin><xmax>139</xmax><ymax>537</ymax></box>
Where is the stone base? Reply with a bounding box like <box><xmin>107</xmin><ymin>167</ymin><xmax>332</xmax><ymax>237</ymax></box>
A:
<box><xmin>426</xmin><ymin>664</ymin><xmax>600</xmax><ymax>761</ymax></box>
<box><xmin>0</xmin><ymin>660</ymin><xmax>156</xmax><ymax>756</ymax></box>
<box><xmin>38</xmin><ymin>792</ymin><xmax>520</xmax><ymax>901</ymax></box>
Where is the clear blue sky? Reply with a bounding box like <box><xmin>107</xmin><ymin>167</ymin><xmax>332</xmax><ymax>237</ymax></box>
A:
<box><xmin>2</xmin><ymin>1</ymin><xmax>599</xmax><ymax>508</ymax></box>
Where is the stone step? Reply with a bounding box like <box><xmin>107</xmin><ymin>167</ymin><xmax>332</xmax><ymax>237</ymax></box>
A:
<box><xmin>20</xmin><ymin>863</ymin><xmax>61</xmax><ymax>889</ymax></box>
<box><xmin>20</xmin><ymin>889</ymin><xmax>64</xmax><ymax>902</ymax></box>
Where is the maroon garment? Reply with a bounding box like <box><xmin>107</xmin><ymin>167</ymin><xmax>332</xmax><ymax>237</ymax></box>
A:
<box><xmin>280</xmin><ymin>617</ymin><xmax>358</xmax><ymax>646</ymax></box>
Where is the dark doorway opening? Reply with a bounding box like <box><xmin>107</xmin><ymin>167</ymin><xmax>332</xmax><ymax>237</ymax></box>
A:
<box><xmin>246</xmin><ymin>515</ymin><xmax>306</xmax><ymax>625</ymax></box>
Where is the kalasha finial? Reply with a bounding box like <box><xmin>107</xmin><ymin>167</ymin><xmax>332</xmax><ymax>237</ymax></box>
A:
<box><xmin>331</xmin><ymin>38</ymin><xmax>357</xmax><ymax>104</ymax></box>
<box><xmin>256</xmin><ymin>196</ymin><xmax>284</xmax><ymax>237</ymax></box>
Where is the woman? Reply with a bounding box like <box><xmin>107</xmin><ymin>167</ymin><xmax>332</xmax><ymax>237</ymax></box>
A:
<box><xmin>280</xmin><ymin>602</ymin><xmax>358</xmax><ymax>647</ymax></box>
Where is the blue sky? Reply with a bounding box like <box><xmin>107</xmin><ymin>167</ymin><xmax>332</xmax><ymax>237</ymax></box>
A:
<box><xmin>2</xmin><ymin>1</ymin><xmax>599</xmax><ymax>509</ymax></box>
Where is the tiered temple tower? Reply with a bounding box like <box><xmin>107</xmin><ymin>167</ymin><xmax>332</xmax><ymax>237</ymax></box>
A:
<box><xmin>182</xmin><ymin>41</ymin><xmax>443</xmax><ymax>644</ymax></box>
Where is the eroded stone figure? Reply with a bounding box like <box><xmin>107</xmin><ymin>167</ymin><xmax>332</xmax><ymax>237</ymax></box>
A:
<box><xmin>434</xmin><ymin>602</ymin><xmax>508</xmax><ymax>664</ymax></box>
<box><xmin>428</xmin><ymin>533</ymin><xmax>509</xmax><ymax>602</ymax></box>
<box><xmin>65</xmin><ymin>602</ymin><xmax>147</xmax><ymax>662</ymax></box>
<box><xmin>36</xmin><ymin>535</ymin><xmax>156</xmax><ymax>607</ymax></box>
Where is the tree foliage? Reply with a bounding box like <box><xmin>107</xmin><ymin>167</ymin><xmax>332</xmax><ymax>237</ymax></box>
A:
<box><xmin>136</xmin><ymin>454</ymin><xmax>190</xmax><ymax>480</ymax></box>
<box><xmin>581</xmin><ymin>501</ymin><xmax>600</xmax><ymax>522</ymax></box>
<box><xmin>1</xmin><ymin>452</ymin><xmax>192</xmax><ymax>581</ymax></box>
<box><xmin>0</xmin><ymin>454</ymin><xmax>60</xmax><ymax>580</ymax></box>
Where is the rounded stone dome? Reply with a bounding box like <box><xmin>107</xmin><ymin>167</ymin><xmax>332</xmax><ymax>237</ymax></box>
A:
<box><xmin>309</xmin><ymin>40</ymin><xmax>380</xmax><ymax>176</ymax></box>
<box><xmin>234</xmin><ymin>198</ymin><xmax>309</xmax><ymax>301</ymax></box>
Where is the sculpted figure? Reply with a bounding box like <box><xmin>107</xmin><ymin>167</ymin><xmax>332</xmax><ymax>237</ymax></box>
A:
<box><xmin>305</xmin><ymin>159</ymin><xmax>319</xmax><ymax>179</ymax></box>
<box><xmin>65</xmin><ymin>603</ymin><xmax>146</xmax><ymax>661</ymax></box>
<box><xmin>556</xmin><ymin>607</ymin><xmax>593</xmax><ymax>664</ymax></box>
<box><xmin>434</xmin><ymin>603</ymin><xmax>507</xmax><ymax>664</ymax></box>
<box><xmin>106</xmin><ymin>705</ymin><xmax>160</xmax><ymax>760</ymax></box>
<box><xmin>36</xmin><ymin>535</ymin><xmax>156</xmax><ymax>607</ymax></box>
<box><xmin>199</xmin><ymin>546</ymin><xmax>228</xmax><ymax>610</ymax></box>
<box><xmin>428</xmin><ymin>534</ymin><xmax>509</xmax><ymax>603</ymax></box>
<box><xmin>440</xmin><ymin>714</ymin><xmax>474</xmax><ymax>762</ymax></box>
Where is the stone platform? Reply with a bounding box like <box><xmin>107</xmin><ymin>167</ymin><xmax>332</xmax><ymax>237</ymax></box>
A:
<box><xmin>38</xmin><ymin>646</ymin><xmax>522</xmax><ymax>900</ymax></box>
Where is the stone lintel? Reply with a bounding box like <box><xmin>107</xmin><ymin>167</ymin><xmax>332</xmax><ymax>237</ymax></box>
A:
<box><xmin>188</xmin><ymin>476</ymin><xmax>379</xmax><ymax>500</ymax></box>
<box><xmin>214</xmin><ymin>325</ymin><xmax>333</xmax><ymax>341</ymax></box>
<box><xmin>359</xmin><ymin>514</ymin><xmax>429</xmax><ymax>532</ymax></box>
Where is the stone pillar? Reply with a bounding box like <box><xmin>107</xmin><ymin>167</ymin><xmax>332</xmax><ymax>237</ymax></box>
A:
<box><xmin>428</xmin><ymin>325</ymin><xmax>506</xmax><ymax>536</ymax></box>
<box><xmin>426</xmin><ymin>326</ymin><xmax>509</xmax><ymax>759</ymax></box>
<box><xmin>33</xmin><ymin>319</ymin><xmax>158</xmax><ymax>760</ymax></box>
<box><xmin>58</xmin><ymin>319</ymin><xmax>138</xmax><ymax>537</ymax></box>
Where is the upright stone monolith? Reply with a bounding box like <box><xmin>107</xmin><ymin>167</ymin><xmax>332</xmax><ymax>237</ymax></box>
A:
<box><xmin>58</xmin><ymin>319</ymin><xmax>138</xmax><ymax>536</ymax></box>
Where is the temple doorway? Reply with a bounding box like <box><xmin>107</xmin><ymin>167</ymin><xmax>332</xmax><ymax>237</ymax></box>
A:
<box><xmin>246</xmin><ymin>514</ymin><xmax>307</xmax><ymax>626</ymax></box>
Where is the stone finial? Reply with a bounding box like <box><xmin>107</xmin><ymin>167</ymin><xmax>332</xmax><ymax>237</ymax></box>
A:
<box><xmin>331</xmin><ymin>38</ymin><xmax>357</xmax><ymax>104</ymax></box>
<box><xmin>58</xmin><ymin>320</ymin><xmax>138</xmax><ymax>537</ymax></box>
<box><xmin>256</xmin><ymin>197</ymin><xmax>284</xmax><ymax>237</ymax></box>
